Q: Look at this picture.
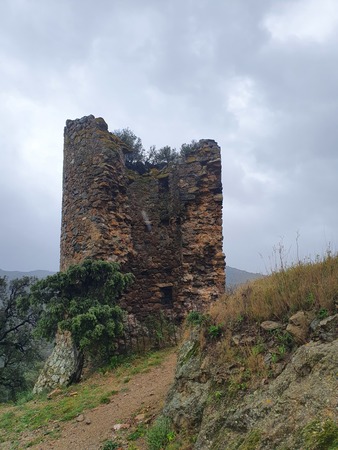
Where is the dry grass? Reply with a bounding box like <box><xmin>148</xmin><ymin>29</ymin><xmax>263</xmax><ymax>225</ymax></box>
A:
<box><xmin>198</xmin><ymin>253</ymin><xmax>338</xmax><ymax>393</ymax></box>
<box><xmin>211</xmin><ymin>252</ymin><xmax>338</xmax><ymax>326</ymax></box>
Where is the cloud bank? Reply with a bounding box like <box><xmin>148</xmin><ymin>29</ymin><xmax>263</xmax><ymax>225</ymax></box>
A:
<box><xmin>1</xmin><ymin>0</ymin><xmax>337</xmax><ymax>272</ymax></box>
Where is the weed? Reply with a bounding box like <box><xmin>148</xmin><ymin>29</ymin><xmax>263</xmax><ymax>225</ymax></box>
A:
<box><xmin>127</xmin><ymin>444</ymin><xmax>139</xmax><ymax>450</ymax></box>
<box><xmin>186</xmin><ymin>311</ymin><xmax>208</xmax><ymax>326</ymax></box>
<box><xmin>305</xmin><ymin>292</ymin><xmax>315</xmax><ymax>308</ymax></box>
<box><xmin>108</xmin><ymin>354</ymin><xmax>127</xmax><ymax>370</ymax></box>
<box><xmin>101</xmin><ymin>439</ymin><xmax>119</xmax><ymax>450</ymax></box>
<box><xmin>127</xmin><ymin>424</ymin><xmax>146</xmax><ymax>441</ymax></box>
<box><xmin>214</xmin><ymin>390</ymin><xmax>224</xmax><ymax>401</ymax></box>
<box><xmin>99</xmin><ymin>393</ymin><xmax>111</xmax><ymax>404</ymax></box>
<box><xmin>236</xmin><ymin>429</ymin><xmax>261</xmax><ymax>449</ymax></box>
<box><xmin>317</xmin><ymin>308</ymin><xmax>329</xmax><ymax>320</ymax></box>
<box><xmin>301</xmin><ymin>419</ymin><xmax>338</xmax><ymax>449</ymax></box>
<box><xmin>227</xmin><ymin>376</ymin><xmax>248</xmax><ymax>397</ymax></box>
<box><xmin>278</xmin><ymin>345</ymin><xmax>287</xmax><ymax>359</ymax></box>
<box><xmin>271</xmin><ymin>353</ymin><xmax>278</xmax><ymax>364</ymax></box>
<box><xmin>167</xmin><ymin>430</ymin><xmax>176</xmax><ymax>442</ymax></box>
<box><xmin>208</xmin><ymin>324</ymin><xmax>222</xmax><ymax>339</ymax></box>
<box><xmin>273</xmin><ymin>330</ymin><xmax>294</xmax><ymax>348</ymax></box>
<box><xmin>236</xmin><ymin>314</ymin><xmax>244</xmax><ymax>324</ymax></box>
<box><xmin>147</xmin><ymin>416</ymin><xmax>173</xmax><ymax>450</ymax></box>
<box><xmin>241</xmin><ymin>369</ymin><xmax>252</xmax><ymax>382</ymax></box>
<box><xmin>252</xmin><ymin>343</ymin><xmax>265</xmax><ymax>356</ymax></box>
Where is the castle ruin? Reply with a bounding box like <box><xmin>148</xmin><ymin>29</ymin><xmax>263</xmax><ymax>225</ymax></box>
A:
<box><xmin>61</xmin><ymin>115</ymin><xmax>225</xmax><ymax>319</ymax></box>
<box><xmin>34</xmin><ymin>115</ymin><xmax>225</xmax><ymax>392</ymax></box>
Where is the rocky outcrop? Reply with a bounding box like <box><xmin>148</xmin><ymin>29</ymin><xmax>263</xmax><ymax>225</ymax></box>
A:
<box><xmin>163</xmin><ymin>316</ymin><xmax>338</xmax><ymax>449</ymax></box>
<box><xmin>33</xmin><ymin>331</ymin><xmax>83</xmax><ymax>393</ymax></box>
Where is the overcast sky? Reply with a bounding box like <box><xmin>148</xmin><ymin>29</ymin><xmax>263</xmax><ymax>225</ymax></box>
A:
<box><xmin>1</xmin><ymin>0</ymin><xmax>338</xmax><ymax>274</ymax></box>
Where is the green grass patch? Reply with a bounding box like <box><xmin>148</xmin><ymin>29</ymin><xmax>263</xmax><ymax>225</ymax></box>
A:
<box><xmin>127</xmin><ymin>423</ymin><xmax>147</xmax><ymax>441</ymax></box>
<box><xmin>301</xmin><ymin>419</ymin><xmax>338</xmax><ymax>450</ymax></box>
<box><xmin>147</xmin><ymin>416</ymin><xmax>174</xmax><ymax>450</ymax></box>
<box><xmin>0</xmin><ymin>347</ymin><xmax>174</xmax><ymax>446</ymax></box>
<box><xmin>101</xmin><ymin>439</ymin><xmax>120</xmax><ymax>450</ymax></box>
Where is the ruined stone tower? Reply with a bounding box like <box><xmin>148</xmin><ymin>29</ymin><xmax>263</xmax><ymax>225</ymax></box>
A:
<box><xmin>60</xmin><ymin>115</ymin><xmax>225</xmax><ymax>319</ymax></box>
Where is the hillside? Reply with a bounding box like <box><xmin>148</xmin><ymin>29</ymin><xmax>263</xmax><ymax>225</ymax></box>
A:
<box><xmin>0</xmin><ymin>349</ymin><xmax>177</xmax><ymax>449</ymax></box>
<box><xmin>0</xmin><ymin>266</ymin><xmax>261</xmax><ymax>287</ymax></box>
<box><xmin>0</xmin><ymin>269</ymin><xmax>55</xmax><ymax>281</ymax></box>
<box><xmin>162</xmin><ymin>254</ymin><xmax>338</xmax><ymax>449</ymax></box>
<box><xmin>2</xmin><ymin>258</ymin><xmax>337</xmax><ymax>448</ymax></box>
<box><xmin>225</xmin><ymin>266</ymin><xmax>263</xmax><ymax>287</ymax></box>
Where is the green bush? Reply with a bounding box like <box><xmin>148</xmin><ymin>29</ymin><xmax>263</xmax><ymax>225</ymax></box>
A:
<box><xmin>208</xmin><ymin>324</ymin><xmax>222</xmax><ymax>339</ymax></box>
<box><xmin>186</xmin><ymin>311</ymin><xmax>208</xmax><ymax>326</ymax></box>
<box><xmin>101</xmin><ymin>440</ymin><xmax>119</xmax><ymax>450</ymax></box>
<box><xmin>147</xmin><ymin>417</ymin><xmax>173</xmax><ymax>450</ymax></box>
<box><xmin>29</xmin><ymin>260</ymin><xmax>134</xmax><ymax>381</ymax></box>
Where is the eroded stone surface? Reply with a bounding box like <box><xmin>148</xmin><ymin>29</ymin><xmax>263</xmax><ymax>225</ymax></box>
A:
<box><xmin>286</xmin><ymin>311</ymin><xmax>311</xmax><ymax>343</ymax></box>
<box><xmin>33</xmin><ymin>331</ymin><xmax>81</xmax><ymax>393</ymax></box>
<box><xmin>162</xmin><ymin>327</ymin><xmax>338</xmax><ymax>449</ymax></box>
<box><xmin>60</xmin><ymin>115</ymin><xmax>225</xmax><ymax>319</ymax></box>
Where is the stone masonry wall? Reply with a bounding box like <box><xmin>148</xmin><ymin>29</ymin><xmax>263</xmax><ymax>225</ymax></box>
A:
<box><xmin>60</xmin><ymin>115</ymin><xmax>225</xmax><ymax>320</ymax></box>
<box><xmin>60</xmin><ymin>115</ymin><xmax>133</xmax><ymax>270</ymax></box>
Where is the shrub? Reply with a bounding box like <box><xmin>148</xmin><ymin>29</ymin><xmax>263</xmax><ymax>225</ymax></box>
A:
<box><xmin>147</xmin><ymin>417</ymin><xmax>173</xmax><ymax>450</ymax></box>
<box><xmin>29</xmin><ymin>260</ymin><xmax>134</xmax><ymax>382</ymax></box>
<box><xmin>101</xmin><ymin>440</ymin><xmax>119</xmax><ymax>450</ymax></box>
<box><xmin>186</xmin><ymin>311</ymin><xmax>208</xmax><ymax>327</ymax></box>
<box><xmin>208</xmin><ymin>324</ymin><xmax>222</xmax><ymax>339</ymax></box>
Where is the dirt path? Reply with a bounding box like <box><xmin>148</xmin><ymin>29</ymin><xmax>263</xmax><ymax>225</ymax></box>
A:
<box><xmin>29</xmin><ymin>351</ymin><xmax>177</xmax><ymax>450</ymax></box>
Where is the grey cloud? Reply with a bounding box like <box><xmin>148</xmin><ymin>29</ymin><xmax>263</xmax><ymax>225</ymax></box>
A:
<box><xmin>1</xmin><ymin>0</ymin><xmax>338</xmax><ymax>273</ymax></box>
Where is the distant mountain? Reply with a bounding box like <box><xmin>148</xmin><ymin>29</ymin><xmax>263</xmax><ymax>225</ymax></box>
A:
<box><xmin>0</xmin><ymin>269</ymin><xmax>55</xmax><ymax>281</ymax></box>
<box><xmin>1</xmin><ymin>266</ymin><xmax>262</xmax><ymax>288</ymax></box>
<box><xmin>226</xmin><ymin>266</ymin><xmax>263</xmax><ymax>288</ymax></box>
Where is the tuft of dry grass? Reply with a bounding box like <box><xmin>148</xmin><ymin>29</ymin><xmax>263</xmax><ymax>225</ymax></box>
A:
<box><xmin>200</xmin><ymin>253</ymin><xmax>338</xmax><ymax>392</ymax></box>
<box><xmin>211</xmin><ymin>252</ymin><xmax>338</xmax><ymax>326</ymax></box>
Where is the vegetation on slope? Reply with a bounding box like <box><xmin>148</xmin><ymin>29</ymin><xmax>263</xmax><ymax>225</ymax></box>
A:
<box><xmin>214</xmin><ymin>251</ymin><xmax>338</xmax><ymax>325</ymax></box>
<box><xmin>0</xmin><ymin>349</ymin><xmax>171</xmax><ymax>448</ymax></box>
<box><xmin>170</xmin><ymin>252</ymin><xmax>338</xmax><ymax>449</ymax></box>
<box><xmin>2</xmin><ymin>254</ymin><xmax>338</xmax><ymax>448</ymax></box>
<box><xmin>30</xmin><ymin>260</ymin><xmax>133</xmax><ymax>368</ymax></box>
<box><xmin>185</xmin><ymin>252</ymin><xmax>337</xmax><ymax>392</ymax></box>
<box><xmin>0</xmin><ymin>276</ymin><xmax>45</xmax><ymax>402</ymax></box>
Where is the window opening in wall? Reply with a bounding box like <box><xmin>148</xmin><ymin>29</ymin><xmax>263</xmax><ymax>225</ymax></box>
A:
<box><xmin>160</xmin><ymin>215</ymin><xmax>170</xmax><ymax>226</ymax></box>
<box><xmin>160</xmin><ymin>286</ymin><xmax>173</xmax><ymax>308</ymax></box>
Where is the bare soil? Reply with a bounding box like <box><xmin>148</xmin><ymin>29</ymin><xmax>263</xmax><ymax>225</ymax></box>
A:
<box><xmin>26</xmin><ymin>350</ymin><xmax>177</xmax><ymax>450</ymax></box>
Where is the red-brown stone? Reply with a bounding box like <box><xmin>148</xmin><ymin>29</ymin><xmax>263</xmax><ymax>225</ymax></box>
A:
<box><xmin>60</xmin><ymin>115</ymin><xmax>225</xmax><ymax>320</ymax></box>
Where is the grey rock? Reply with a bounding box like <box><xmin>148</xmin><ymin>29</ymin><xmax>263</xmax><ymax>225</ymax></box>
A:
<box><xmin>260</xmin><ymin>320</ymin><xmax>283</xmax><ymax>331</ymax></box>
<box><xmin>162</xmin><ymin>327</ymin><xmax>338</xmax><ymax>450</ymax></box>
